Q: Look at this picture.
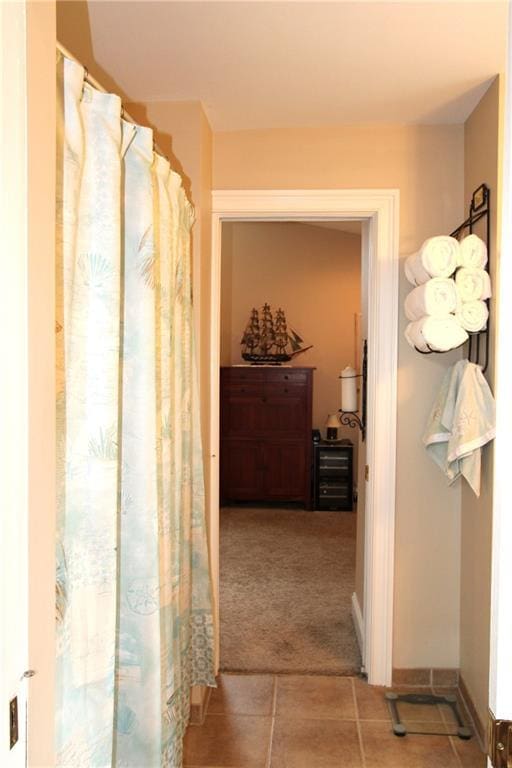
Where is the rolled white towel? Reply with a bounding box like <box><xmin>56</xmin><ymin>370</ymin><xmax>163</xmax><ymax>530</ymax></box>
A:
<box><xmin>455</xmin><ymin>267</ymin><xmax>492</xmax><ymax>302</ymax></box>
<box><xmin>458</xmin><ymin>234</ymin><xmax>488</xmax><ymax>269</ymax></box>
<box><xmin>405</xmin><ymin>316</ymin><xmax>468</xmax><ymax>353</ymax></box>
<box><xmin>456</xmin><ymin>300</ymin><xmax>489</xmax><ymax>333</ymax></box>
<box><xmin>404</xmin><ymin>236</ymin><xmax>459</xmax><ymax>286</ymax></box>
<box><xmin>404</xmin><ymin>277</ymin><xmax>458</xmax><ymax>321</ymax></box>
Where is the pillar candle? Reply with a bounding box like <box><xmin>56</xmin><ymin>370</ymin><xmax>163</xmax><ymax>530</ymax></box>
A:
<box><xmin>341</xmin><ymin>366</ymin><xmax>357</xmax><ymax>412</ymax></box>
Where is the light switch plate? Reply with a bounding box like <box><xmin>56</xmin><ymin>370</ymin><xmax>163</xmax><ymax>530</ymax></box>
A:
<box><xmin>9</xmin><ymin>696</ymin><xmax>18</xmax><ymax>749</ymax></box>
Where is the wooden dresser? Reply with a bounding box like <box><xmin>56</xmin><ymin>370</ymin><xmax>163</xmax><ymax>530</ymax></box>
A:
<box><xmin>220</xmin><ymin>366</ymin><xmax>314</xmax><ymax>507</ymax></box>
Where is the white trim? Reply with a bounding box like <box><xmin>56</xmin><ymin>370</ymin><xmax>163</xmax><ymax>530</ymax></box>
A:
<box><xmin>0</xmin><ymin>3</ymin><xmax>29</xmax><ymax>766</ymax></box>
<box><xmin>489</xmin><ymin>0</ymin><xmax>512</xmax><ymax>722</ymax></box>
<box><xmin>351</xmin><ymin>592</ymin><xmax>364</xmax><ymax>662</ymax></box>
<box><xmin>210</xmin><ymin>189</ymin><xmax>399</xmax><ymax>686</ymax></box>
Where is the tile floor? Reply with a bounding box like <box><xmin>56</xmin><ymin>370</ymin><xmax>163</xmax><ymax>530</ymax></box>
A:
<box><xmin>184</xmin><ymin>674</ymin><xmax>486</xmax><ymax>767</ymax></box>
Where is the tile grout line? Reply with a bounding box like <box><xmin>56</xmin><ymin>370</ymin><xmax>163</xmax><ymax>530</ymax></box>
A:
<box><xmin>265</xmin><ymin>675</ymin><xmax>279</xmax><ymax>768</ymax></box>
<box><xmin>351</xmin><ymin>677</ymin><xmax>367</xmax><ymax>768</ymax></box>
<box><xmin>436</xmin><ymin>691</ymin><xmax>464</xmax><ymax>768</ymax></box>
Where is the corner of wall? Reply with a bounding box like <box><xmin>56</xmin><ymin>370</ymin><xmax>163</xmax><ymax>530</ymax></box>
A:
<box><xmin>460</xmin><ymin>72</ymin><xmax>502</xmax><ymax>729</ymax></box>
<box><xmin>27</xmin><ymin>1</ymin><xmax>57</xmax><ymax>765</ymax></box>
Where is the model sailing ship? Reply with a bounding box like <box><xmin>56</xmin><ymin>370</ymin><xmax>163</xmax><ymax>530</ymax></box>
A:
<box><xmin>241</xmin><ymin>303</ymin><xmax>312</xmax><ymax>364</ymax></box>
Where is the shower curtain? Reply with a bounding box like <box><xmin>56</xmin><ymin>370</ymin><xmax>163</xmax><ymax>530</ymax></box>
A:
<box><xmin>55</xmin><ymin>53</ymin><xmax>215</xmax><ymax>768</ymax></box>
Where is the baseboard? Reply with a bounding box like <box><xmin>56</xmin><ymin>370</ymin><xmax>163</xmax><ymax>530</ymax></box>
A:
<box><xmin>458</xmin><ymin>673</ymin><xmax>486</xmax><ymax>751</ymax></box>
<box><xmin>391</xmin><ymin>667</ymin><xmax>460</xmax><ymax>688</ymax></box>
<box><xmin>189</xmin><ymin>685</ymin><xmax>212</xmax><ymax>726</ymax></box>
<box><xmin>351</xmin><ymin>592</ymin><xmax>364</xmax><ymax>660</ymax></box>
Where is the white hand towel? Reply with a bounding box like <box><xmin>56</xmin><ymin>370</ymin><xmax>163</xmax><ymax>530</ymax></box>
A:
<box><xmin>457</xmin><ymin>234</ymin><xmax>488</xmax><ymax>269</ymax></box>
<box><xmin>423</xmin><ymin>359</ymin><xmax>496</xmax><ymax>496</ymax></box>
<box><xmin>456</xmin><ymin>300</ymin><xmax>489</xmax><ymax>332</ymax></box>
<box><xmin>455</xmin><ymin>267</ymin><xmax>492</xmax><ymax>302</ymax></box>
<box><xmin>404</xmin><ymin>277</ymin><xmax>458</xmax><ymax>321</ymax></box>
<box><xmin>404</xmin><ymin>236</ymin><xmax>459</xmax><ymax>286</ymax></box>
<box><xmin>405</xmin><ymin>316</ymin><xmax>468</xmax><ymax>353</ymax></box>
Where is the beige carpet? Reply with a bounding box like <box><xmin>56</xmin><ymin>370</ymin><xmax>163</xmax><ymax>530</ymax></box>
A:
<box><xmin>220</xmin><ymin>506</ymin><xmax>361</xmax><ymax>675</ymax></box>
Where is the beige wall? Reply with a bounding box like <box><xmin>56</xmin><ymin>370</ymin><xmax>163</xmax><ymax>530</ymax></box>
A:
<box><xmin>460</xmin><ymin>76</ymin><xmax>503</xmax><ymax>728</ymax></box>
<box><xmin>214</xmin><ymin>124</ymin><xmax>464</xmax><ymax>668</ymax></box>
<box><xmin>220</xmin><ymin>221</ymin><xmax>361</xmax><ymax>440</ymax></box>
<box><xmin>27</xmin><ymin>5</ymin><xmax>57</xmax><ymax>764</ymax></box>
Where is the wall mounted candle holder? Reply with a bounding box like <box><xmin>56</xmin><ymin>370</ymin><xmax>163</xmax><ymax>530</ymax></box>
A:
<box><xmin>338</xmin><ymin>339</ymin><xmax>367</xmax><ymax>442</ymax></box>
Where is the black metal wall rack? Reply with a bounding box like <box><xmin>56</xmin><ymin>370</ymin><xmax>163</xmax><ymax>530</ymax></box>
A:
<box><xmin>413</xmin><ymin>183</ymin><xmax>491</xmax><ymax>373</ymax></box>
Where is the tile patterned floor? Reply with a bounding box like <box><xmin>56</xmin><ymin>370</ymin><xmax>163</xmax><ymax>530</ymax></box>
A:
<box><xmin>184</xmin><ymin>674</ymin><xmax>486</xmax><ymax>767</ymax></box>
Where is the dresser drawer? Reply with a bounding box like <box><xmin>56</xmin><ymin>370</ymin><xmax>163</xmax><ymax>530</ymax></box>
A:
<box><xmin>221</xmin><ymin>367</ymin><xmax>265</xmax><ymax>383</ymax></box>
<box><xmin>222</xmin><ymin>382</ymin><xmax>263</xmax><ymax>398</ymax></box>
<box><xmin>264</xmin><ymin>382</ymin><xmax>306</xmax><ymax>399</ymax></box>
<box><xmin>265</xmin><ymin>369</ymin><xmax>308</xmax><ymax>385</ymax></box>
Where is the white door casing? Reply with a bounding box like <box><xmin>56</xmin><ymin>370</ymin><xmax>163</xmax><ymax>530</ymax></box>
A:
<box><xmin>0</xmin><ymin>3</ymin><xmax>29</xmax><ymax>766</ymax></box>
<box><xmin>488</xmin><ymin>0</ymin><xmax>512</xmax><ymax>739</ymax></box>
<box><xmin>210</xmin><ymin>189</ymin><xmax>399</xmax><ymax>686</ymax></box>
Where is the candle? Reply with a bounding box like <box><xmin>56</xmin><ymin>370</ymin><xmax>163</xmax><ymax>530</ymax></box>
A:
<box><xmin>341</xmin><ymin>366</ymin><xmax>357</xmax><ymax>412</ymax></box>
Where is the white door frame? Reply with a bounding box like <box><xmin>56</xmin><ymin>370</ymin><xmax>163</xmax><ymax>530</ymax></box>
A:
<box><xmin>1</xmin><ymin>4</ymin><xmax>29</xmax><ymax>766</ymax></box>
<box><xmin>488</xmin><ymin>0</ymin><xmax>512</xmax><ymax>743</ymax></box>
<box><xmin>209</xmin><ymin>189</ymin><xmax>399</xmax><ymax>686</ymax></box>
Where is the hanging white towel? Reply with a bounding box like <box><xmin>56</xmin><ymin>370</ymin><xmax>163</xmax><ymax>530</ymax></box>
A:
<box><xmin>404</xmin><ymin>236</ymin><xmax>459</xmax><ymax>286</ymax></box>
<box><xmin>455</xmin><ymin>267</ymin><xmax>492</xmax><ymax>302</ymax></box>
<box><xmin>423</xmin><ymin>359</ymin><xmax>495</xmax><ymax>496</ymax></box>
<box><xmin>404</xmin><ymin>277</ymin><xmax>458</xmax><ymax>321</ymax></box>
<box><xmin>455</xmin><ymin>300</ymin><xmax>489</xmax><ymax>333</ymax></box>
<box><xmin>457</xmin><ymin>233</ymin><xmax>488</xmax><ymax>269</ymax></box>
<box><xmin>404</xmin><ymin>316</ymin><xmax>468</xmax><ymax>353</ymax></box>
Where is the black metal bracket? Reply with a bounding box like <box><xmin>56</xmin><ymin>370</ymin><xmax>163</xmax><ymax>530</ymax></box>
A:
<box><xmin>412</xmin><ymin>183</ymin><xmax>491</xmax><ymax>373</ymax></box>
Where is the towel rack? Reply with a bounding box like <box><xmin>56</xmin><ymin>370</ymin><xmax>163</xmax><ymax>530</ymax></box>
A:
<box><xmin>413</xmin><ymin>183</ymin><xmax>491</xmax><ymax>373</ymax></box>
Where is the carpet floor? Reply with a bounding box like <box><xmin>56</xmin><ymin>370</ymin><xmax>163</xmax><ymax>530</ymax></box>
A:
<box><xmin>219</xmin><ymin>506</ymin><xmax>361</xmax><ymax>675</ymax></box>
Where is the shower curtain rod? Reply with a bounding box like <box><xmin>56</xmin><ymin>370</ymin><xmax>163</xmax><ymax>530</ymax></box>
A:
<box><xmin>56</xmin><ymin>41</ymin><xmax>168</xmax><ymax>160</ymax></box>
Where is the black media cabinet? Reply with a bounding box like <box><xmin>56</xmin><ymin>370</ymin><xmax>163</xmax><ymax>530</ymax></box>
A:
<box><xmin>312</xmin><ymin>439</ymin><xmax>353</xmax><ymax>511</ymax></box>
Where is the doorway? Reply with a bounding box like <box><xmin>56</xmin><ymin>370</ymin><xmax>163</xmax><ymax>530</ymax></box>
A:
<box><xmin>210</xmin><ymin>189</ymin><xmax>399</xmax><ymax>686</ymax></box>
<box><xmin>219</xmin><ymin>219</ymin><xmax>362</xmax><ymax>674</ymax></box>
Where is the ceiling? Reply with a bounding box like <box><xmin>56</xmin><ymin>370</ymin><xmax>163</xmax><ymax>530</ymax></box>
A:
<box><xmin>58</xmin><ymin>1</ymin><xmax>508</xmax><ymax>132</ymax></box>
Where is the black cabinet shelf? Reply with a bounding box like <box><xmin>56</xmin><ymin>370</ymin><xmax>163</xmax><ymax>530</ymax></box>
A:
<box><xmin>313</xmin><ymin>439</ymin><xmax>353</xmax><ymax>511</ymax></box>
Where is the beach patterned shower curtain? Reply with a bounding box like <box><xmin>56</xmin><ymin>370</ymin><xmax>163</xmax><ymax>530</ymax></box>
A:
<box><xmin>55</xmin><ymin>52</ymin><xmax>215</xmax><ymax>768</ymax></box>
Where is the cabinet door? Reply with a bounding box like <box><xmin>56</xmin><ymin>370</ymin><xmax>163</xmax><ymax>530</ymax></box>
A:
<box><xmin>259</xmin><ymin>390</ymin><xmax>307</xmax><ymax>437</ymax></box>
<box><xmin>221</xmin><ymin>387</ymin><xmax>262</xmax><ymax>437</ymax></box>
<box><xmin>221</xmin><ymin>440</ymin><xmax>262</xmax><ymax>500</ymax></box>
<box><xmin>262</xmin><ymin>441</ymin><xmax>306</xmax><ymax>500</ymax></box>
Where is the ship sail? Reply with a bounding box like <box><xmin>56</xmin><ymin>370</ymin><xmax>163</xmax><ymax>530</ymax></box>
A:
<box><xmin>240</xmin><ymin>304</ymin><xmax>312</xmax><ymax>364</ymax></box>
